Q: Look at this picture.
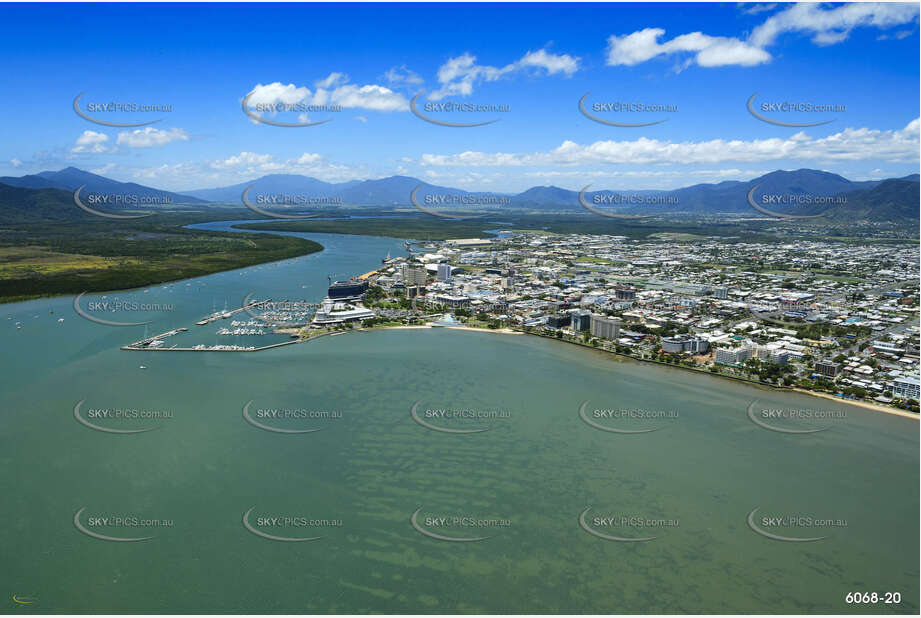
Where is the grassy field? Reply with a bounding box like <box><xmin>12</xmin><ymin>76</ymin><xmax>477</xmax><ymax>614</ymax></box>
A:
<box><xmin>0</xmin><ymin>209</ymin><xmax>323</xmax><ymax>303</ymax></box>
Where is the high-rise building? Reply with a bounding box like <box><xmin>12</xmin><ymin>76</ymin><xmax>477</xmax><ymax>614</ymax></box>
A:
<box><xmin>614</xmin><ymin>286</ymin><xmax>636</xmax><ymax>301</ymax></box>
<box><xmin>327</xmin><ymin>278</ymin><xmax>368</xmax><ymax>301</ymax></box>
<box><xmin>437</xmin><ymin>263</ymin><xmax>453</xmax><ymax>282</ymax></box>
<box><xmin>546</xmin><ymin>313</ymin><xmax>571</xmax><ymax>328</ymax></box>
<box><xmin>401</xmin><ymin>263</ymin><xmax>427</xmax><ymax>286</ymax></box>
<box><xmin>713</xmin><ymin>287</ymin><xmax>729</xmax><ymax>300</ymax></box>
<box><xmin>571</xmin><ymin>309</ymin><xmax>593</xmax><ymax>332</ymax></box>
<box><xmin>590</xmin><ymin>315</ymin><xmax>621</xmax><ymax>340</ymax></box>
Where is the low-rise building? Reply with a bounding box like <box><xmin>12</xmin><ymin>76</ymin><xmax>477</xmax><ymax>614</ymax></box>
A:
<box><xmin>892</xmin><ymin>376</ymin><xmax>920</xmax><ymax>401</ymax></box>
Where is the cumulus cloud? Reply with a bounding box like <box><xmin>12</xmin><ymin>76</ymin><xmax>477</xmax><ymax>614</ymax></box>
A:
<box><xmin>606</xmin><ymin>28</ymin><xmax>770</xmax><ymax>67</ymax></box>
<box><xmin>606</xmin><ymin>3</ymin><xmax>919</xmax><ymax>69</ymax></box>
<box><xmin>209</xmin><ymin>151</ymin><xmax>275</xmax><ymax>170</ymax></box>
<box><xmin>116</xmin><ymin>127</ymin><xmax>188</xmax><ymax>148</ymax></box>
<box><xmin>419</xmin><ymin>118</ymin><xmax>920</xmax><ymax>167</ymax></box>
<box><xmin>429</xmin><ymin>48</ymin><xmax>580</xmax><ymax>100</ymax></box>
<box><xmin>10</xmin><ymin>158</ymin><xmax>22</xmax><ymax>167</ymax></box>
<box><xmin>71</xmin><ymin>130</ymin><xmax>111</xmax><ymax>154</ymax></box>
<box><xmin>245</xmin><ymin>75</ymin><xmax>409</xmax><ymax>114</ymax></box>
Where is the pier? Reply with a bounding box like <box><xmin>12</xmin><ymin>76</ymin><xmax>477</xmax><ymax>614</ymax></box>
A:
<box><xmin>121</xmin><ymin>339</ymin><xmax>302</xmax><ymax>353</ymax></box>
<box><xmin>195</xmin><ymin>299</ymin><xmax>270</xmax><ymax>326</ymax></box>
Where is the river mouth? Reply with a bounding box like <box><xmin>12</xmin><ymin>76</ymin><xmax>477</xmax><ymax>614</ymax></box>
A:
<box><xmin>0</xmin><ymin>225</ymin><xmax>918</xmax><ymax>613</ymax></box>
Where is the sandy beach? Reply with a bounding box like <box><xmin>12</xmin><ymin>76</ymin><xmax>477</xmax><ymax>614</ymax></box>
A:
<box><xmin>791</xmin><ymin>387</ymin><xmax>919</xmax><ymax>420</ymax></box>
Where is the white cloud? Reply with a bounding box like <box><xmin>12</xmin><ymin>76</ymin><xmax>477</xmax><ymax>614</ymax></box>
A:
<box><xmin>315</xmin><ymin>72</ymin><xmax>349</xmax><ymax>89</ymax></box>
<box><xmin>740</xmin><ymin>4</ymin><xmax>777</xmax><ymax>16</ymax></box>
<box><xmin>355</xmin><ymin>115</ymin><xmax>368</xmax><ymax>123</ymax></box>
<box><xmin>606</xmin><ymin>3</ymin><xmax>919</xmax><ymax>69</ymax></box>
<box><xmin>326</xmin><ymin>84</ymin><xmax>408</xmax><ymax>111</ymax></box>
<box><xmin>71</xmin><ymin>130</ymin><xmax>111</xmax><ymax>154</ymax></box>
<box><xmin>295</xmin><ymin>152</ymin><xmax>323</xmax><ymax>165</ymax></box>
<box><xmin>606</xmin><ymin>28</ymin><xmax>771</xmax><ymax>68</ymax></box>
<box><xmin>130</xmin><ymin>151</ymin><xmax>367</xmax><ymax>190</ymax></box>
<box><xmin>246</xmin><ymin>78</ymin><xmax>409</xmax><ymax>114</ymax></box>
<box><xmin>210</xmin><ymin>151</ymin><xmax>275</xmax><ymax>170</ymax></box>
<box><xmin>429</xmin><ymin>48</ymin><xmax>580</xmax><ymax>100</ymax></box>
<box><xmin>517</xmin><ymin>48</ymin><xmax>581</xmax><ymax>75</ymax></box>
<box><xmin>384</xmin><ymin>65</ymin><xmax>423</xmax><ymax>86</ymax></box>
<box><xmin>10</xmin><ymin>158</ymin><xmax>22</xmax><ymax>168</ymax></box>
<box><xmin>750</xmin><ymin>2</ymin><xmax>920</xmax><ymax>48</ymax></box>
<box><xmin>116</xmin><ymin>127</ymin><xmax>188</xmax><ymax>148</ymax></box>
<box><xmin>419</xmin><ymin>119</ymin><xmax>920</xmax><ymax>167</ymax></box>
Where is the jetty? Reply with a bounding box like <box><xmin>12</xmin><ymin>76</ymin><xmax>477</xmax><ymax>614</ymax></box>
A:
<box><xmin>195</xmin><ymin>299</ymin><xmax>269</xmax><ymax>326</ymax></box>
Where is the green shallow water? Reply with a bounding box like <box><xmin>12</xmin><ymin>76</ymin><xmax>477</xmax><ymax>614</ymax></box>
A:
<box><xmin>1</xmin><ymin>229</ymin><xmax>917</xmax><ymax>614</ymax></box>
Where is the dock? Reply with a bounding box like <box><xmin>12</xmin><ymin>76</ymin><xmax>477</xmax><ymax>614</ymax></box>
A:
<box><xmin>195</xmin><ymin>299</ymin><xmax>270</xmax><ymax>326</ymax></box>
<box><xmin>121</xmin><ymin>339</ymin><xmax>302</xmax><ymax>353</ymax></box>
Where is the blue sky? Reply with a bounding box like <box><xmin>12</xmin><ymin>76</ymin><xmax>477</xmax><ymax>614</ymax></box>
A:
<box><xmin>1</xmin><ymin>2</ymin><xmax>918</xmax><ymax>192</ymax></box>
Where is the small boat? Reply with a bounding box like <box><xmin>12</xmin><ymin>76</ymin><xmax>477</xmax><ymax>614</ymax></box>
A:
<box><xmin>57</xmin><ymin>318</ymin><xmax>64</xmax><ymax>323</ymax></box>
<box><xmin>139</xmin><ymin>365</ymin><xmax>147</xmax><ymax>370</ymax></box>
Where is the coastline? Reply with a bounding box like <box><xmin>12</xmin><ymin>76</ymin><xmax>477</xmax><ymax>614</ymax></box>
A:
<box><xmin>790</xmin><ymin>387</ymin><xmax>919</xmax><ymax>420</ymax></box>
<box><xmin>373</xmin><ymin>324</ymin><xmax>523</xmax><ymax>335</ymax></box>
<box><xmin>362</xmin><ymin>323</ymin><xmax>919</xmax><ymax>422</ymax></box>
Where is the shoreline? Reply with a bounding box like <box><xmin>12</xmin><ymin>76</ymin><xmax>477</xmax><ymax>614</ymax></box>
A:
<box><xmin>365</xmin><ymin>323</ymin><xmax>919</xmax><ymax>422</ymax></box>
<box><xmin>790</xmin><ymin>387</ymin><xmax>919</xmax><ymax>420</ymax></box>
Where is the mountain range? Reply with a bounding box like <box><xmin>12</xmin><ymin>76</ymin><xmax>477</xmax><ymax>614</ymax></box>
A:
<box><xmin>0</xmin><ymin>167</ymin><xmax>207</xmax><ymax>205</ymax></box>
<box><xmin>0</xmin><ymin>167</ymin><xmax>917</xmax><ymax>222</ymax></box>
